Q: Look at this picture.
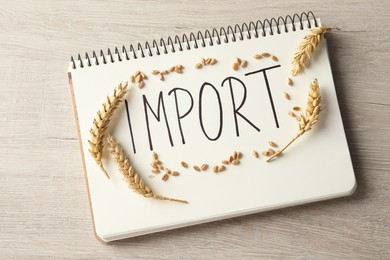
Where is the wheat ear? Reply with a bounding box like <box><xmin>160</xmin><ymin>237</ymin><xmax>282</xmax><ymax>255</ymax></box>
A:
<box><xmin>107</xmin><ymin>135</ymin><xmax>188</xmax><ymax>204</ymax></box>
<box><xmin>291</xmin><ymin>27</ymin><xmax>335</xmax><ymax>76</ymax></box>
<box><xmin>88</xmin><ymin>82</ymin><xmax>129</xmax><ymax>179</ymax></box>
<box><xmin>267</xmin><ymin>79</ymin><xmax>321</xmax><ymax>162</ymax></box>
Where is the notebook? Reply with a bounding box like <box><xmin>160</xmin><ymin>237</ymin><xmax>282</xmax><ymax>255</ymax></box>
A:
<box><xmin>68</xmin><ymin>11</ymin><xmax>356</xmax><ymax>242</ymax></box>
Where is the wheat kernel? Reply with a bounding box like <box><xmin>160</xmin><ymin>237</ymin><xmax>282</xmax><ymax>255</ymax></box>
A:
<box><xmin>254</xmin><ymin>54</ymin><xmax>262</xmax><ymax>59</ymax></box>
<box><xmin>172</xmin><ymin>171</ymin><xmax>179</xmax><ymax>176</ymax></box>
<box><xmin>232</xmin><ymin>62</ymin><xmax>239</xmax><ymax>71</ymax></box>
<box><xmin>162</xmin><ymin>173</ymin><xmax>169</xmax><ymax>181</ymax></box>
<box><xmin>210</xmin><ymin>59</ymin><xmax>217</xmax><ymax>65</ymax></box>
<box><xmin>229</xmin><ymin>155</ymin><xmax>234</xmax><ymax>162</ymax></box>
<box><xmin>241</xmin><ymin>60</ymin><xmax>248</xmax><ymax>68</ymax></box>
<box><xmin>130</xmin><ymin>75</ymin><xmax>135</xmax><ymax>83</ymax></box>
<box><xmin>181</xmin><ymin>161</ymin><xmax>188</xmax><ymax>168</ymax></box>
<box><xmin>287</xmin><ymin>78</ymin><xmax>293</xmax><ymax>86</ymax></box>
<box><xmin>134</xmin><ymin>70</ymin><xmax>141</xmax><ymax>76</ymax></box>
<box><xmin>262</xmin><ymin>151</ymin><xmax>270</xmax><ymax>157</ymax></box>
<box><xmin>201</xmin><ymin>58</ymin><xmax>206</xmax><ymax>65</ymax></box>
<box><xmin>219</xmin><ymin>165</ymin><xmax>226</xmax><ymax>172</ymax></box>
<box><xmin>152</xmin><ymin>152</ymin><xmax>158</xmax><ymax>160</ymax></box>
<box><xmin>288</xmin><ymin>111</ymin><xmax>296</xmax><ymax>118</ymax></box>
<box><xmin>193</xmin><ymin>165</ymin><xmax>201</xmax><ymax>172</ymax></box>
<box><xmin>165</xmin><ymin>168</ymin><xmax>172</xmax><ymax>175</ymax></box>
<box><xmin>169</xmin><ymin>66</ymin><xmax>175</xmax><ymax>72</ymax></box>
<box><xmin>151</xmin><ymin>70</ymin><xmax>160</xmax><ymax>75</ymax></box>
<box><xmin>195</xmin><ymin>63</ymin><xmax>203</xmax><ymax>69</ymax></box>
<box><xmin>213</xmin><ymin>165</ymin><xmax>218</xmax><ymax>173</ymax></box>
<box><xmin>151</xmin><ymin>168</ymin><xmax>160</xmax><ymax>174</ymax></box>
<box><xmin>222</xmin><ymin>160</ymin><xmax>229</xmax><ymax>165</ymax></box>
<box><xmin>154</xmin><ymin>159</ymin><xmax>162</xmax><ymax>165</ymax></box>
<box><xmin>201</xmin><ymin>164</ymin><xmax>209</xmax><ymax>171</ymax></box>
<box><xmin>284</xmin><ymin>92</ymin><xmax>291</xmax><ymax>100</ymax></box>
<box><xmin>235</xmin><ymin>57</ymin><xmax>242</xmax><ymax>64</ymax></box>
<box><xmin>232</xmin><ymin>159</ymin><xmax>240</xmax><ymax>165</ymax></box>
<box><xmin>237</xmin><ymin>151</ymin><xmax>243</xmax><ymax>159</ymax></box>
<box><xmin>261</xmin><ymin>52</ymin><xmax>270</xmax><ymax>57</ymax></box>
<box><xmin>252</xmin><ymin>151</ymin><xmax>259</xmax><ymax>158</ymax></box>
<box><xmin>159</xmin><ymin>73</ymin><xmax>164</xmax><ymax>81</ymax></box>
<box><xmin>269</xmin><ymin>141</ymin><xmax>278</xmax><ymax>148</ymax></box>
<box><xmin>138</xmin><ymin>81</ymin><xmax>144</xmax><ymax>89</ymax></box>
<box><xmin>293</xmin><ymin>106</ymin><xmax>301</xmax><ymax>111</ymax></box>
<box><xmin>268</xmin><ymin>148</ymin><xmax>275</xmax><ymax>155</ymax></box>
<box><xmin>271</xmin><ymin>55</ymin><xmax>278</xmax><ymax>62</ymax></box>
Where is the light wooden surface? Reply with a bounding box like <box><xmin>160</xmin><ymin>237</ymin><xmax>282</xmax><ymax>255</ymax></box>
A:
<box><xmin>1</xmin><ymin>0</ymin><xmax>389</xmax><ymax>258</ymax></box>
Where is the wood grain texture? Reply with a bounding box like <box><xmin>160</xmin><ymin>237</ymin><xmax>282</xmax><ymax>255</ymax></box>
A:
<box><xmin>0</xmin><ymin>0</ymin><xmax>389</xmax><ymax>258</ymax></box>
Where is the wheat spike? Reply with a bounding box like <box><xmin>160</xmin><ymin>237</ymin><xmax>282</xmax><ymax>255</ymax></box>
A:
<box><xmin>291</xmin><ymin>27</ymin><xmax>335</xmax><ymax>76</ymax></box>
<box><xmin>267</xmin><ymin>79</ymin><xmax>322</xmax><ymax>162</ymax></box>
<box><xmin>88</xmin><ymin>82</ymin><xmax>129</xmax><ymax>179</ymax></box>
<box><xmin>106</xmin><ymin>135</ymin><xmax>188</xmax><ymax>204</ymax></box>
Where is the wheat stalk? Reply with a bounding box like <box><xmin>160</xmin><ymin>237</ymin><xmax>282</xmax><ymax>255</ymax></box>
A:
<box><xmin>107</xmin><ymin>135</ymin><xmax>188</xmax><ymax>204</ymax></box>
<box><xmin>88</xmin><ymin>82</ymin><xmax>129</xmax><ymax>179</ymax></box>
<box><xmin>291</xmin><ymin>27</ymin><xmax>336</xmax><ymax>76</ymax></box>
<box><xmin>267</xmin><ymin>79</ymin><xmax>322</xmax><ymax>162</ymax></box>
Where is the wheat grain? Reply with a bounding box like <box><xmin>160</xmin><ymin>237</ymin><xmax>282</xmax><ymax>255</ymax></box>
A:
<box><xmin>293</xmin><ymin>106</ymin><xmax>301</xmax><ymax>111</ymax></box>
<box><xmin>252</xmin><ymin>151</ymin><xmax>259</xmax><ymax>158</ymax></box>
<box><xmin>291</xmin><ymin>27</ymin><xmax>335</xmax><ymax>76</ymax></box>
<box><xmin>138</xmin><ymin>81</ymin><xmax>144</xmax><ymax>89</ymax></box>
<box><xmin>288</xmin><ymin>111</ymin><xmax>296</xmax><ymax>118</ymax></box>
<box><xmin>195</xmin><ymin>63</ymin><xmax>203</xmax><ymax>69</ymax></box>
<box><xmin>287</xmin><ymin>78</ymin><xmax>293</xmax><ymax>86</ymax></box>
<box><xmin>261</xmin><ymin>52</ymin><xmax>270</xmax><ymax>57</ymax></box>
<box><xmin>193</xmin><ymin>165</ymin><xmax>201</xmax><ymax>172</ymax></box>
<box><xmin>181</xmin><ymin>161</ymin><xmax>188</xmax><ymax>168</ymax></box>
<box><xmin>232</xmin><ymin>62</ymin><xmax>239</xmax><ymax>71</ymax></box>
<box><xmin>241</xmin><ymin>60</ymin><xmax>248</xmax><ymax>68</ymax></box>
<box><xmin>218</xmin><ymin>165</ymin><xmax>226</xmax><ymax>172</ymax></box>
<box><xmin>254</xmin><ymin>54</ymin><xmax>262</xmax><ymax>59</ymax></box>
<box><xmin>284</xmin><ymin>92</ymin><xmax>291</xmax><ymax>100</ymax></box>
<box><xmin>232</xmin><ymin>159</ymin><xmax>240</xmax><ymax>165</ymax></box>
<box><xmin>269</xmin><ymin>141</ymin><xmax>278</xmax><ymax>148</ymax></box>
<box><xmin>201</xmin><ymin>164</ymin><xmax>209</xmax><ymax>171</ymax></box>
<box><xmin>162</xmin><ymin>173</ymin><xmax>169</xmax><ymax>181</ymax></box>
<box><xmin>107</xmin><ymin>135</ymin><xmax>188</xmax><ymax>203</ymax></box>
<box><xmin>88</xmin><ymin>82</ymin><xmax>129</xmax><ymax>179</ymax></box>
<box><xmin>267</xmin><ymin>79</ymin><xmax>322</xmax><ymax>162</ymax></box>
<box><xmin>222</xmin><ymin>160</ymin><xmax>229</xmax><ymax>165</ymax></box>
<box><xmin>213</xmin><ymin>165</ymin><xmax>218</xmax><ymax>173</ymax></box>
<box><xmin>271</xmin><ymin>55</ymin><xmax>278</xmax><ymax>62</ymax></box>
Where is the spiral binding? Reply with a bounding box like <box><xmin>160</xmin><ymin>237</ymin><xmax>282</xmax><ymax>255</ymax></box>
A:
<box><xmin>70</xmin><ymin>11</ymin><xmax>317</xmax><ymax>69</ymax></box>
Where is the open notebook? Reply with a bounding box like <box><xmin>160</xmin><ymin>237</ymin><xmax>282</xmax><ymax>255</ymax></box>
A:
<box><xmin>68</xmin><ymin>11</ymin><xmax>356</xmax><ymax>242</ymax></box>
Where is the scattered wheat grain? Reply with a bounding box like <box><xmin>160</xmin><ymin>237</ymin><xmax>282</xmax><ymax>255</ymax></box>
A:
<box><xmin>181</xmin><ymin>161</ymin><xmax>188</xmax><ymax>168</ymax></box>
<box><xmin>201</xmin><ymin>164</ymin><xmax>209</xmax><ymax>171</ymax></box>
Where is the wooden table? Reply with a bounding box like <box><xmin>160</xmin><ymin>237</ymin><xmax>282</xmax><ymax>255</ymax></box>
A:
<box><xmin>1</xmin><ymin>1</ymin><xmax>389</xmax><ymax>258</ymax></box>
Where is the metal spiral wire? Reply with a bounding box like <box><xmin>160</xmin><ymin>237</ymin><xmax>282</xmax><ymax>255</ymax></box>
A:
<box><xmin>70</xmin><ymin>11</ymin><xmax>317</xmax><ymax>69</ymax></box>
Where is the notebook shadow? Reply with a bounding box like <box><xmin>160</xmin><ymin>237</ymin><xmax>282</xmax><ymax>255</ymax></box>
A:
<box><xmin>325</xmin><ymin>32</ymin><xmax>365</xmax><ymax>201</ymax></box>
